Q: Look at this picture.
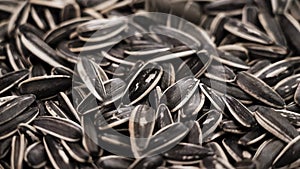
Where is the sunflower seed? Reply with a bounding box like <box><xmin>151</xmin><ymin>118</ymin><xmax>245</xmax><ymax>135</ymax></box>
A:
<box><xmin>278</xmin><ymin>13</ymin><xmax>300</xmax><ymax>54</ymax></box>
<box><xmin>254</xmin><ymin>139</ymin><xmax>284</xmax><ymax>169</ymax></box>
<box><xmin>128</xmin><ymin>155</ymin><xmax>164</xmax><ymax>169</ymax></box>
<box><xmin>242</xmin><ymin>5</ymin><xmax>258</xmax><ymax>25</ymax></box>
<box><xmin>205</xmin><ymin>63</ymin><xmax>236</xmax><ymax>82</ymax></box>
<box><xmin>273</xmin><ymin>135</ymin><xmax>300</xmax><ymax>168</ymax></box>
<box><xmin>160</xmin><ymin>63</ymin><xmax>175</xmax><ymax>91</ymax></box>
<box><xmin>24</xmin><ymin>142</ymin><xmax>47</xmax><ymax>168</ymax></box>
<box><xmin>7</xmin><ymin>1</ymin><xmax>30</xmax><ymax>37</ymax></box>
<box><xmin>186</xmin><ymin>121</ymin><xmax>202</xmax><ymax>145</ymax></box>
<box><xmin>237</xmin><ymin>71</ymin><xmax>285</xmax><ymax>108</ymax></box>
<box><xmin>222</xmin><ymin>137</ymin><xmax>245</xmax><ymax>162</ymax></box>
<box><xmin>18</xmin><ymin>75</ymin><xmax>72</xmax><ymax>99</ymax></box>
<box><xmin>222</xmin><ymin>95</ymin><xmax>256</xmax><ymax>127</ymax></box>
<box><xmin>33</xmin><ymin>116</ymin><xmax>82</xmax><ymax>142</ymax></box>
<box><xmin>204</xmin><ymin>0</ymin><xmax>246</xmax><ymax>15</ymax></box>
<box><xmin>255</xmin><ymin>106</ymin><xmax>299</xmax><ymax>143</ymax></box>
<box><xmin>61</xmin><ymin>140</ymin><xmax>91</xmax><ymax>163</ymax></box>
<box><xmin>0</xmin><ymin>69</ymin><xmax>29</xmax><ymax>94</ymax></box>
<box><xmin>255</xmin><ymin>57</ymin><xmax>300</xmax><ymax>85</ymax></box>
<box><xmin>20</xmin><ymin>31</ymin><xmax>67</xmax><ymax>68</ymax></box>
<box><xmin>0</xmin><ymin>107</ymin><xmax>39</xmax><ymax>140</ymax></box>
<box><xmin>43</xmin><ymin>135</ymin><xmax>75</xmax><ymax>169</ymax></box>
<box><xmin>0</xmin><ymin>94</ymin><xmax>35</xmax><ymax>125</ymax></box>
<box><xmin>295</xmin><ymin>83</ymin><xmax>300</xmax><ymax>106</ymax></box>
<box><xmin>238</xmin><ymin>127</ymin><xmax>266</xmax><ymax>146</ymax></box>
<box><xmin>0</xmin><ymin>137</ymin><xmax>11</xmax><ymax>159</ymax></box>
<box><xmin>224</xmin><ymin>18</ymin><xmax>273</xmax><ymax>45</ymax></box>
<box><xmin>60</xmin><ymin>3</ymin><xmax>80</xmax><ymax>22</ymax></box>
<box><xmin>160</xmin><ymin>77</ymin><xmax>199</xmax><ymax>112</ymax></box>
<box><xmin>77</xmin><ymin>18</ymin><xmax>127</xmax><ymax>42</ymax></box>
<box><xmin>82</xmin><ymin>116</ymin><xmax>102</xmax><ymax>157</ymax></box>
<box><xmin>274</xmin><ymin>74</ymin><xmax>300</xmax><ymax>100</ymax></box>
<box><xmin>163</xmin><ymin>143</ymin><xmax>214</xmax><ymax>164</ymax></box>
<box><xmin>155</xmin><ymin>104</ymin><xmax>173</xmax><ymax>131</ymax></box>
<box><xmin>258</xmin><ymin>10</ymin><xmax>287</xmax><ymax>46</ymax></box>
<box><xmin>96</xmin><ymin>155</ymin><xmax>133</xmax><ymax>169</ymax></box>
<box><xmin>199</xmin><ymin>109</ymin><xmax>223</xmax><ymax>139</ymax></box>
<box><xmin>129</xmin><ymin>105</ymin><xmax>156</xmax><ymax>157</ymax></box>
<box><xmin>11</xmin><ymin>134</ymin><xmax>26</xmax><ymax>169</ymax></box>
<box><xmin>122</xmin><ymin>62</ymin><xmax>163</xmax><ymax>105</ymax></box>
<box><xmin>142</xmin><ymin>122</ymin><xmax>191</xmax><ymax>157</ymax></box>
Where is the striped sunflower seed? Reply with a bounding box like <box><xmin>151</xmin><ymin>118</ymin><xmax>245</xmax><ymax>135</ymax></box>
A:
<box><xmin>255</xmin><ymin>106</ymin><xmax>299</xmax><ymax>143</ymax></box>
<box><xmin>237</xmin><ymin>71</ymin><xmax>285</xmax><ymax>108</ymax></box>
<box><xmin>33</xmin><ymin>116</ymin><xmax>82</xmax><ymax>142</ymax></box>
<box><xmin>24</xmin><ymin>142</ymin><xmax>47</xmax><ymax>168</ymax></box>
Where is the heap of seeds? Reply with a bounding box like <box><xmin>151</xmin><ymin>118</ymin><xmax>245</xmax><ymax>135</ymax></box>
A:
<box><xmin>0</xmin><ymin>0</ymin><xmax>300</xmax><ymax>168</ymax></box>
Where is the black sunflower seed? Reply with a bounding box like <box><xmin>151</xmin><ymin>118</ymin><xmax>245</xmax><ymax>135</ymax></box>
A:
<box><xmin>0</xmin><ymin>107</ymin><xmax>39</xmax><ymax>140</ymax></box>
<box><xmin>273</xmin><ymin>135</ymin><xmax>300</xmax><ymax>168</ymax></box>
<box><xmin>129</xmin><ymin>105</ymin><xmax>156</xmax><ymax>157</ymax></box>
<box><xmin>163</xmin><ymin>143</ymin><xmax>214</xmax><ymax>164</ymax></box>
<box><xmin>123</xmin><ymin>62</ymin><xmax>163</xmax><ymax>105</ymax></box>
<box><xmin>24</xmin><ymin>142</ymin><xmax>47</xmax><ymax>168</ymax></box>
<box><xmin>0</xmin><ymin>137</ymin><xmax>11</xmax><ymax>159</ymax></box>
<box><xmin>274</xmin><ymin>74</ymin><xmax>300</xmax><ymax>101</ymax></box>
<box><xmin>255</xmin><ymin>106</ymin><xmax>299</xmax><ymax>143</ymax></box>
<box><xmin>222</xmin><ymin>95</ymin><xmax>256</xmax><ymax>127</ymax></box>
<box><xmin>33</xmin><ymin>116</ymin><xmax>82</xmax><ymax>142</ymax></box>
<box><xmin>11</xmin><ymin>134</ymin><xmax>26</xmax><ymax>169</ymax></box>
<box><xmin>0</xmin><ymin>94</ymin><xmax>35</xmax><ymax>125</ymax></box>
<box><xmin>237</xmin><ymin>71</ymin><xmax>285</xmax><ymax>108</ymax></box>
<box><xmin>155</xmin><ymin>104</ymin><xmax>173</xmax><ymax>131</ymax></box>
<box><xmin>0</xmin><ymin>69</ymin><xmax>29</xmax><ymax>94</ymax></box>
<box><xmin>61</xmin><ymin>140</ymin><xmax>92</xmax><ymax>163</ymax></box>
<box><xmin>295</xmin><ymin>83</ymin><xmax>300</xmax><ymax>106</ymax></box>
<box><xmin>18</xmin><ymin>75</ymin><xmax>72</xmax><ymax>99</ymax></box>
<box><xmin>253</xmin><ymin>139</ymin><xmax>285</xmax><ymax>169</ymax></box>
<box><xmin>224</xmin><ymin>18</ymin><xmax>273</xmax><ymax>45</ymax></box>
<box><xmin>43</xmin><ymin>135</ymin><xmax>76</xmax><ymax>169</ymax></box>
<box><xmin>96</xmin><ymin>156</ymin><xmax>133</xmax><ymax>169</ymax></box>
<box><xmin>160</xmin><ymin>77</ymin><xmax>199</xmax><ymax>112</ymax></box>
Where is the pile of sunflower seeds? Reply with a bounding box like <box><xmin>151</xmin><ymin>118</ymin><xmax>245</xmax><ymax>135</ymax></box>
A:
<box><xmin>0</xmin><ymin>0</ymin><xmax>300</xmax><ymax>168</ymax></box>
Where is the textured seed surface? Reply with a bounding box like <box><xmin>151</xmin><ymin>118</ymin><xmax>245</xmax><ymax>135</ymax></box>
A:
<box><xmin>0</xmin><ymin>0</ymin><xmax>300</xmax><ymax>168</ymax></box>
